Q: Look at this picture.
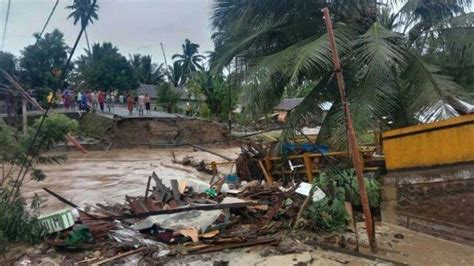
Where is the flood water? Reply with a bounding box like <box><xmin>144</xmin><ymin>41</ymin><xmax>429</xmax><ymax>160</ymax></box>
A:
<box><xmin>22</xmin><ymin>147</ymin><xmax>241</xmax><ymax>213</ymax></box>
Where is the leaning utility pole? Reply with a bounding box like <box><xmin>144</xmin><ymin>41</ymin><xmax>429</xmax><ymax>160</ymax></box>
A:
<box><xmin>160</xmin><ymin>42</ymin><xmax>171</xmax><ymax>77</ymax></box>
<box><xmin>322</xmin><ymin>8</ymin><xmax>377</xmax><ymax>252</ymax></box>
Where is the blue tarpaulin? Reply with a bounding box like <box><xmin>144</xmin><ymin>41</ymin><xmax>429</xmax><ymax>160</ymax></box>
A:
<box><xmin>283</xmin><ymin>143</ymin><xmax>329</xmax><ymax>154</ymax></box>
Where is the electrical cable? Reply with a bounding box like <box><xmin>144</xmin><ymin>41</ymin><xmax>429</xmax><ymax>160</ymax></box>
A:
<box><xmin>34</xmin><ymin>0</ymin><xmax>60</xmax><ymax>45</ymax></box>
<box><xmin>112</xmin><ymin>126</ymin><xmax>291</xmax><ymax>147</ymax></box>
<box><xmin>1</xmin><ymin>0</ymin><xmax>12</xmax><ymax>51</ymax></box>
<box><xmin>9</xmin><ymin>0</ymin><xmax>98</xmax><ymax>202</ymax></box>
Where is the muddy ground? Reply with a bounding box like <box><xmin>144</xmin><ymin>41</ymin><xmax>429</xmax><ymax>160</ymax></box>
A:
<box><xmin>14</xmin><ymin>148</ymin><xmax>474</xmax><ymax>265</ymax></box>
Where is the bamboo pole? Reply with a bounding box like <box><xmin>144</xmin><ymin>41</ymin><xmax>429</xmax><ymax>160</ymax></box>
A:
<box><xmin>322</xmin><ymin>8</ymin><xmax>377</xmax><ymax>252</ymax></box>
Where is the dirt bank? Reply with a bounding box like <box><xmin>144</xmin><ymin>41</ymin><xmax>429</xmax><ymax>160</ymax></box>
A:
<box><xmin>110</xmin><ymin>117</ymin><xmax>229</xmax><ymax>148</ymax></box>
<box><xmin>78</xmin><ymin>114</ymin><xmax>231</xmax><ymax>149</ymax></box>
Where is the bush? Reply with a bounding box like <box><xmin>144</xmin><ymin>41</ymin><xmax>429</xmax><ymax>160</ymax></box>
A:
<box><xmin>0</xmin><ymin>191</ymin><xmax>46</xmax><ymax>251</ymax></box>
<box><xmin>198</xmin><ymin>103</ymin><xmax>212</xmax><ymax>119</ymax></box>
<box><xmin>304</xmin><ymin>169</ymin><xmax>380</xmax><ymax>232</ymax></box>
<box><xmin>0</xmin><ymin>115</ymin><xmax>78</xmax><ymax>249</ymax></box>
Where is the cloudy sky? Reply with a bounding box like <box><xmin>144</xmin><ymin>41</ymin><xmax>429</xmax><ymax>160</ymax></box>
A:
<box><xmin>1</xmin><ymin>0</ymin><xmax>214</xmax><ymax>64</ymax></box>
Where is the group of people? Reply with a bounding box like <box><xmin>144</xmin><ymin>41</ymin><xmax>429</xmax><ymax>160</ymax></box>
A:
<box><xmin>47</xmin><ymin>89</ymin><xmax>117</xmax><ymax>113</ymax></box>
<box><xmin>45</xmin><ymin>88</ymin><xmax>153</xmax><ymax>116</ymax></box>
<box><xmin>76</xmin><ymin>90</ymin><xmax>117</xmax><ymax>113</ymax></box>
<box><xmin>126</xmin><ymin>93</ymin><xmax>151</xmax><ymax>116</ymax></box>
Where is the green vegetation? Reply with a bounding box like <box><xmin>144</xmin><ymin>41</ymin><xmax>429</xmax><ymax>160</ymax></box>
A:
<box><xmin>186</xmin><ymin>71</ymin><xmax>238</xmax><ymax>120</ymax></box>
<box><xmin>129</xmin><ymin>54</ymin><xmax>165</xmax><ymax>85</ymax></box>
<box><xmin>0</xmin><ymin>115</ymin><xmax>78</xmax><ymax>249</ymax></box>
<box><xmin>0</xmin><ymin>193</ymin><xmax>46</xmax><ymax>251</ymax></box>
<box><xmin>75</xmin><ymin>42</ymin><xmax>138</xmax><ymax>92</ymax></box>
<box><xmin>172</xmin><ymin>39</ymin><xmax>206</xmax><ymax>86</ymax></box>
<box><xmin>304</xmin><ymin>170</ymin><xmax>380</xmax><ymax>232</ymax></box>
<box><xmin>210</xmin><ymin>0</ymin><xmax>474</xmax><ymax>148</ymax></box>
<box><xmin>66</xmin><ymin>0</ymin><xmax>100</xmax><ymax>53</ymax></box>
<box><xmin>157</xmin><ymin>82</ymin><xmax>179</xmax><ymax>113</ymax></box>
<box><xmin>79</xmin><ymin>112</ymin><xmax>114</xmax><ymax>138</ymax></box>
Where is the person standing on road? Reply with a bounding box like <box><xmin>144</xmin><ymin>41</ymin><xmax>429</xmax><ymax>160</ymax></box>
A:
<box><xmin>76</xmin><ymin>90</ymin><xmax>82</xmax><ymax>109</ymax></box>
<box><xmin>127</xmin><ymin>93</ymin><xmax>134</xmax><ymax>115</ymax></box>
<box><xmin>119</xmin><ymin>93</ymin><xmax>124</xmax><ymax>105</ymax></box>
<box><xmin>144</xmin><ymin>93</ymin><xmax>151</xmax><ymax>115</ymax></box>
<box><xmin>137</xmin><ymin>93</ymin><xmax>145</xmax><ymax>116</ymax></box>
<box><xmin>63</xmin><ymin>90</ymin><xmax>71</xmax><ymax>110</ymax></box>
<box><xmin>80</xmin><ymin>92</ymin><xmax>89</xmax><ymax>112</ymax></box>
<box><xmin>47</xmin><ymin>91</ymin><xmax>54</xmax><ymax>105</ymax></box>
<box><xmin>106</xmin><ymin>91</ymin><xmax>114</xmax><ymax>113</ymax></box>
<box><xmin>91</xmin><ymin>91</ymin><xmax>99</xmax><ymax>111</ymax></box>
<box><xmin>70</xmin><ymin>90</ymin><xmax>76</xmax><ymax>110</ymax></box>
<box><xmin>98</xmin><ymin>90</ymin><xmax>105</xmax><ymax>112</ymax></box>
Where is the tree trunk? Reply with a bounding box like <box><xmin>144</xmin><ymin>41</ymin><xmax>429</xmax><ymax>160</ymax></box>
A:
<box><xmin>84</xmin><ymin>29</ymin><xmax>91</xmax><ymax>53</ymax></box>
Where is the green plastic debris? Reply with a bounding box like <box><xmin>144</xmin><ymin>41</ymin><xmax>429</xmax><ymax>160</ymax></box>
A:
<box><xmin>204</xmin><ymin>187</ymin><xmax>217</xmax><ymax>198</ymax></box>
<box><xmin>65</xmin><ymin>225</ymin><xmax>93</xmax><ymax>248</ymax></box>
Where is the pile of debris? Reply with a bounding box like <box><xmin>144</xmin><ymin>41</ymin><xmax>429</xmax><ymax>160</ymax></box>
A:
<box><xmin>40</xmin><ymin>171</ymin><xmax>309</xmax><ymax>263</ymax></box>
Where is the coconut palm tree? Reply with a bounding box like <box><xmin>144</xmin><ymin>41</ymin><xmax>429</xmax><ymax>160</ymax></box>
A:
<box><xmin>172</xmin><ymin>39</ymin><xmax>206</xmax><ymax>84</ymax></box>
<box><xmin>66</xmin><ymin>0</ymin><xmax>99</xmax><ymax>53</ymax></box>
<box><xmin>167</xmin><ymin>61</ymin><xmax>184</xmax><ymax>87</ymax></box>
<box><xmin>210</xmin><ymin>0</ymin><xmax>474</xmax><ymax>148</ymax></box>
<box><xmin>129</xmin><ymin>54</ymin><xmax>165</xmax><ymax>85</ymax></box>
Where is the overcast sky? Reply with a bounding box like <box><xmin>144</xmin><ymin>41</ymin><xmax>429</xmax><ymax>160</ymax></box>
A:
<box><xmin>1</xmin><ymin>0</ymin><xmax>214</xmax><ymax>65</ymax></box>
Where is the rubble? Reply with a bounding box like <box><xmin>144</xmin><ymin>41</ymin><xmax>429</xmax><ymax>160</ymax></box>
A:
<box><xmin>36</xmin><ymin>169</ymin><xmax>318</xmax><ymax>263</ymax></box>
<box><xmin>33</xmin><ymin>161</ymin><xmax>397</xmax><ymax>265</ymax></box>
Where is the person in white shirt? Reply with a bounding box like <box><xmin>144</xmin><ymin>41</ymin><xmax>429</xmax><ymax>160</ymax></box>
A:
<box><xmin>137</xmin><ymin>94</ymin><xmax>145</xmax><ymax>116</ymax></box>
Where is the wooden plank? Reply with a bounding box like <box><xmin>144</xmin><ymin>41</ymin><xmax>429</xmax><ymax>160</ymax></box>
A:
<box><xmin>188</xmin><ymin>143</ymin><xmax>233</xmax><ymax>161</ymax></box>
<box><xmin>170</xmin><ymin>179</ymin><xmax>181</xmax><ymax>203</ymax></box>
<box><xmin>258</xmin><ymin>160</ymin><xmax>274</xmax><ymax>185</ymax></box>
<box><xmin>91</xmin><ymin>247</ymin><xmax>146</xmax><ymax>265</ymax></box>
<box><xmin>188</xmin><ymin>238</ymin><xmax>277</xmax><ymax>254</ymax></box>
<box><xmin>303</xmin><ymin>153</ymin><xmax>314</xmax><ymax>183</ymax></box>
<box><xmin>144</xmin><ymin>175</ymin><xmax>152</xmax><ymax>200</ymax></box>
<box><xmin>95</xmin><ymin>201</ymin><xmax>255</xmax><ymax>220</ymax></box>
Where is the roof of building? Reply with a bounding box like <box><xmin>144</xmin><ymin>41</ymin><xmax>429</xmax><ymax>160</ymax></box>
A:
<box><xmin>273</xmin><ymin>98</ymin><xmax>304</xmax><ymax>111</ymax></box>
<box><xmin>137</xmin><ymin>84</ymin><xmax>157</xmax><ymax>98</ymax></box>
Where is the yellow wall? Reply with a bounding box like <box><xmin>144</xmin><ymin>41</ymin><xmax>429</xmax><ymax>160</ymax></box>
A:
<box><xmin>382</xmin><ymin>114</ymin><xmax>474</xmax><ymax>170</ymax></box>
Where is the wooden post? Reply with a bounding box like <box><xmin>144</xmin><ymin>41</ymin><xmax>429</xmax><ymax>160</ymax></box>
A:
<box><xmin>323</xmin><ymin>7</ymin><xmax>377</xmax><ymax>252</ymax></box>
<box><xmin>22</xmin><ymin>98</ymin><xmax>27</xmax><ymax>134</ymax></box>
<box><xmin>264</xmin><ymin>155</ymin><xmax>275</xmax><ymax>183</ymax></box>
<box><xmin>144</xmin><ymin>175</ymin><xmax>152</xmax><ymax>200</ymax></box>
<box><xmin>211</xmin><ymin>161</ymin><xmax>217</xmax><ymax>175</ymax></box>
<box><xmin>209</xmin><ymin>161</ymin><xmax>218</xmax><ymax>185</ymax></box>
<box><xmin>303</xmin><ymin>153</ymin><xmax>314</xmax><ymax>183</ymax></box>
<box><xmin>264</xmin><ymin>155</ymin><xmax>272</xmax><ymax>173</ymax></box>
<box><xmin>258</xmin><ymin>160</ymin><xmax>274</xmax><ymax>185</ymax></box>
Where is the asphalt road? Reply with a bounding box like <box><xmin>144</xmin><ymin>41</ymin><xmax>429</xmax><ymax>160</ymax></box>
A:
<box><xmin>97</xmin><ymin>105</ymin><xmax>181</xmax><ymax>119</ymax></box>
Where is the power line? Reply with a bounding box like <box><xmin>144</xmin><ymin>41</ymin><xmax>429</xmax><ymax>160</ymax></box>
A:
<box><xmin>35</xmin><ymin>0</ymin><xmax>60</xmax><ymax>45</ymax></box>
<box><xmin>1</xmin><ymin>0</ymin><xmax>12</xmax><ymax>51</ymax></box>
<box><xmin>9</xmin><ymin>0</ymin><xmax>99</xmax><ymax>201</ymax></box>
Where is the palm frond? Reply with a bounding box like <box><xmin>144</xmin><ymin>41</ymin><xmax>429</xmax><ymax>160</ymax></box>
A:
<box><xmin>240</xmin><ymin>70</ymin><xmax>289</xmax><ymax>118</ymax></box>
<box><xmin>402</xmin><ymin>53</ymin><xmax>465</xmax><ymax>121</ymax></box>
<box><xmin>259</xmin><ymin>25</ymin><xmax>353</xmax><ymax>83</ymax></box>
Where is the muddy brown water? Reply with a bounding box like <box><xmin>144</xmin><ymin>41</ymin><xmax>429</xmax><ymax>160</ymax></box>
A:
<box><xmin>21</xmin><ymin>147</ymin><xmax>240</xmax><ymax>213</ymax></box>
<box><xmin>17</xmin><ymin>148</ymin><xmax>474</xmax><ymax>265</ymax></box>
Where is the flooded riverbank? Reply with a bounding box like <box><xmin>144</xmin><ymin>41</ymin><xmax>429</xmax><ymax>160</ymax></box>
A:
<box><xmin>22</xmin><ymin>147</ymin><xmax>240</xmax><ymax>213</ymax></box>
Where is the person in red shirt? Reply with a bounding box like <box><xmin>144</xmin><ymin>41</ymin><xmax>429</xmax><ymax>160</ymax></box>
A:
<box><xmin>98</xmin><ymin>90</ymin><xmax>105</xmax><ymax>112</ymax></box>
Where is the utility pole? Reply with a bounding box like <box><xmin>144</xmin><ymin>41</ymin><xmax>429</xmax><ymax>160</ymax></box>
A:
<box><xmin>22</xmin><ymin>98</ymin><xmax>27</xmax><ymax>134</ymax></box>
<box><xmin>160</xmin><ymin>42</ymin><xmax>171</xmax><ymax>78</ymax></box>
<box><xmin>322</xmin><ymin>8</ymin><xmax>377</xmax><ymax>252</ymax></box>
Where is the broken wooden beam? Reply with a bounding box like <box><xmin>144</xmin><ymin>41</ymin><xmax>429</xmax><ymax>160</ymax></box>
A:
<box><xmin>105</xmin><ymin>201</ymin><xmax>255</xmax><ymax>220</ymax></box>
<box><xmin>188</xmin><ymin>143</ymin><xmax>233</xmax><ymax>161</ymax></box>
<box><xmin>187</xmin><ymin>237</ymin><xmax>277</xmax><ymax>254</ymax></box>
<box><xmin>91</xmin><ymin>247</ymin><xmax>146</xmax><ymax>265</ymax></box>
